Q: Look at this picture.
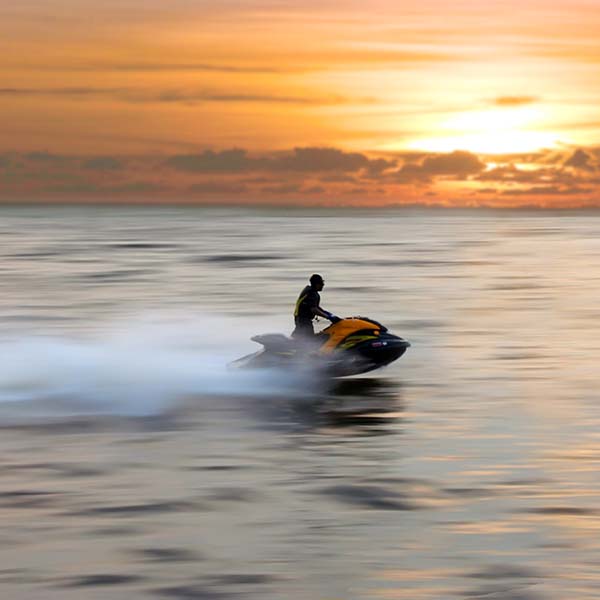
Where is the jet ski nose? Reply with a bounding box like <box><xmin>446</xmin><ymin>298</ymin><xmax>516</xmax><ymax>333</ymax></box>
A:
<box><xmin>354</xmin><ymin>335</ymin><xmax>410</xmax><ymax>366</ymax></box>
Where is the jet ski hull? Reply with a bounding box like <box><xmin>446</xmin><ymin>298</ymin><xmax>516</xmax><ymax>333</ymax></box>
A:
<box><xmin>341</xmin><ymin>336</ymin><xmax>410</xmax><ymax>375</ymax></box>
<box><xmin>230</xmin><ymin>317</ymin><xmax>410</xmax><ymax>378</ymax></box>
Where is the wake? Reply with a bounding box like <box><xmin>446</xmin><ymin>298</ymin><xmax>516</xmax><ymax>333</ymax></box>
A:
<box><xmin>0</xmin><ymin>312</ymin><xmax>304</xmax><ymax>419</ymax></box>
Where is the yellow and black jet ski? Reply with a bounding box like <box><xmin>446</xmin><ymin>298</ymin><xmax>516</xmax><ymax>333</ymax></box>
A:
<box><xmin>229</xmin><ymin>317</ymin><xmax>410</xmax><ymax>377</ymax></box>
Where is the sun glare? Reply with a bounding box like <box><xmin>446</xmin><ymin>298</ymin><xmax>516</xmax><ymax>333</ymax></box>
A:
<box><xmin>407</xmin><ymin>108</ymin><xmax>560</xmax><ymax>155</ymax></box>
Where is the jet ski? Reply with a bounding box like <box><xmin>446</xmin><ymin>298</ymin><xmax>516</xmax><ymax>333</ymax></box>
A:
<box><xmin>229</xmin><ymin>316</ymin><xmax>410</xmax><ymax>377</ymax></box>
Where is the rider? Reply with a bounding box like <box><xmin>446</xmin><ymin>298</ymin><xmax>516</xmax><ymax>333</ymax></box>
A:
<box><xmin>292</xmin><ymin>274</ymin><xmax>340</xmax><ymax>339</ymax></box>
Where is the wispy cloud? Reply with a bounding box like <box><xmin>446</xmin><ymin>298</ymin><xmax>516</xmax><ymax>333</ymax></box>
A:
<box><xmin>0</xmin><ymin>87</ymin><xmax>125</xmax><ymax>97</ymax></box>
<box><xmin>492</xmin><ymin>96</ymin><xmax>539</xmax><ymax>106</ymax></box>
<box><xmin>0</xmin><ymin>87</ymin><xmax>358</xmax><ymax>106</ymax></box>
<box><xmin>501</xmin><ymin>185</ymin><xmax>592</xmax><ymax>196</ymax></box>
<box><xmin>42</xmin><ymin>63</ymin><xmax>285</xmax><ymax>74</ymax></box>
<box><xmin>154</xmin><ymin>92</ymin><xmax>358</xmax><ymax>105</ymax></box>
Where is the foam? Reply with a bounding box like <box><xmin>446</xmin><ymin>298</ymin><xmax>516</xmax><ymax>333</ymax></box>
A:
<box><xmin>0</xmin><ymin>312</ymin><xmax>302</xmax><ymax>418</ymax></box>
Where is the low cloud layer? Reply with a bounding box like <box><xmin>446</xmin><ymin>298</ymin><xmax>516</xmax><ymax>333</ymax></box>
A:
<box><xmin>394</xmin><ymin>151</ymin><xmax>487</xmax><ymax>183</ymax></box>
<box><xmin>165</xmin><ymin>147</ymin><xmax>394</xmax><ymax>175</ymax></box>
<box><xmin>82</xmin><ymin>157</ymin><xmax>123</xmax><ymax>170</ymax></box>
<box><xmin>1</xmin><ymin>145</ymin><xmax>600</xmax><ymax>207</ymax></box>
<box><xmin>564</xmin><ymin>148</ymin><xmax>596</xmax><ymax>171</ymax></box>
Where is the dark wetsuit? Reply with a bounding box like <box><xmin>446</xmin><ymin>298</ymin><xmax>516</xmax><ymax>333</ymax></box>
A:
<box><xmin>292</xmin><ymin>285</ymin><xmax>320</xmax><ymax>339</ymax></box>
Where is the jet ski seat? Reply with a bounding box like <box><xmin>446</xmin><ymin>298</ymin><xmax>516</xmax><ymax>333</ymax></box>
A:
<box><xmin>250</xmin><ymin>333</ymin><xmax>296</xmax><ymax>352</ymax></box>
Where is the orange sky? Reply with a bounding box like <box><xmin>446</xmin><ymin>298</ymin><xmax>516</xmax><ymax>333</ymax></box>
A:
<box><xmin>1</xmin><ymin>0</ymin><xmax>600</xmax><ymax>207</ymax></box>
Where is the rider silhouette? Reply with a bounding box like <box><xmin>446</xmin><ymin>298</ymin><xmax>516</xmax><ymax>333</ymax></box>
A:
<box><xmin>292</xmin><ymin>274</ymin><xmax>339</xmax><ymax>339</ymax></box>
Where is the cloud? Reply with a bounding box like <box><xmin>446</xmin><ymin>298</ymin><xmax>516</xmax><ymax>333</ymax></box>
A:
<box><xmin>165</xmin><ymin>147</ymin><xmax>388</xmax><ymax>175</ymax></box>
<box><xmin>0</xmin><ymin>165</ymin><xmax>87</xmax><ymax>186</ymax></box>
<box><xmin>318</xmin><ymin>174</ymin><xmax>359</xmax><ymax>183</ymax></box>
<box><xmin>261</xmin><ymin>183</ymin><xmax>303</xmax><ymax>194</ymax></box>
<box><xmin>25</xmin><ymin>151</ymin><xmax>68</xmax><ymax>163</ymax></box>
<box><xmin>481</xmin><ymin>150</ymin><xmax>549</xmax><ymax>164</ymax></box>
<box><xmin>564</xmin><ymin>148</ymin><xmax>596</xmax><ymax>171</ymax></box>
<box><xmin>0</xmin><ymin>87</ymin><xmax>115</xmax><ymax>97</ymax></box>
<box><xmin>493</xmin><ymin>96</ymin><xmax>539</xmax><ymax>106</ymax></box>
<box><xmin>155</xmin><ymin>92</ymin><xmax>354</xmax><ymax>105</ymax></box>
<box><xmin>312</xmin><ymin>46</ymin><xmax>461</xmax><ymax>68</ymax></box>
<box><xmin>477</xmin><ymin>164</ymin><xmax>557</xmax><ymax>184</ymax></box>
<box><xmin>362</xmin><ymin>157</ymin><xmax>397</xmax><ymax>177</ymax></box>
<box><xmin>343</xmin><ymin>187</ymin><xmax>368</xmax><ymax>195</ymax></box>
<box><xmin>82</xmin><ymin>157</ymin><xmax>123</xmax><ymax>170</ymax></box>
<box><xmin>394</xmin><ymin>150</ymin><xmax>486</xmax><ymax>182</ymax></box>
<box><xmin>533</xmin><ymin>150</ymin><xmax>568</xmax><ymax>165</ymax></box>
<box><xmin>165</xmin><ymin>149</ymin><xmax>261</xmax><ymax>173</ymax></box>
<box><xmin>44</xmin><ymin>181</ymin><xmax>165</xmax><ymax>195</ymax></box>
<box><xmin>501</xmin><ymin>185</ymin><xmax>591</xmax><ymax>196</ymax></box>
<box><xmin>2</xmin><ymin>145</ymin><xmax>599</xmax><ymax>207</ymax></box>
<box><xmin>394</xmin><ymin>162</ymin><xmax>433</xmax><ymax>183</ymax></box>
<box><xmin>106</xmin><ymin>182</ymin><xmax>166</xmax><ymax>194</ymax></box>
<box><xmin>268</xmin><ymin>147</ymin><xmax>395</xmax><ymax>175</ymax></box>
<box><xmin>303</xmin><ymin>185</ymin><xmax>326</xmax><ymax>194</ymax></box>
<box><xmin>188</xmin><ymin>181</ymin><xmax>249</xmax><ymax>194</ymax></box>
<box><xmin>13</xmin><ymin>46</ymin><xmax>459</xmax><ymax>76</ymax></box>
<box><xmin>55</xmin><ymin>63</ymin><xmax>284</xmax><ymax>74</ymax></box>
<box><xmin>421</xmin><ymin>151</ymin><xmax>486</xmax><ymax>176</ymax></box>
<box><xmin>0</xmin><ymin>152</ymin><xmax>165</xmax><ymax>198</ymax></box>
<box><xmin>389</xmin><ymin>150</ymin><xmax>430</xmax><ymax>162</ymax></box>
<box><xmin>476</xmin><ymin>161</ymin><xmax>597</xmax><ymax>189</ymax></box>
<box><xmin>0</xmin><ymin>87</ymin><xmax>355</xmax><ymax>106</ymax></box>
<box><xmin>240</xmin><ymin>176</ymin><xmax>273</xmax><ymax>184</ymax></box>
<box><xmin>272</xmin><ymin>147</ymin><xmax>371</xmax><ymax>172</ymax></box>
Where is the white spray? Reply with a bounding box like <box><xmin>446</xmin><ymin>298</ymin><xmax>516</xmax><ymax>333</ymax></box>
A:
<box><xmin>0</xmin><ymin>312</ymin><xmax>306</xmax><ymax>418</ymax></box>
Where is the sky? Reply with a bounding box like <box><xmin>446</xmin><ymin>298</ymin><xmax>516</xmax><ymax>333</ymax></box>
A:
<box><xmin>1</xmin><ymin>0</ymin><xmax>600</xmax><ymax>207</ymax></box>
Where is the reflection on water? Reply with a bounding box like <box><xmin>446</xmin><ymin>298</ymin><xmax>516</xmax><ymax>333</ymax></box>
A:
<box><xmin>313</xmin><ymin>378</ymin><xmax>405</xmax><ymax>432</ymax></box>
<box><xmin>1</xmin><ymin>206</ymin><xmax>600</xmax><ymax>598</ymax></box>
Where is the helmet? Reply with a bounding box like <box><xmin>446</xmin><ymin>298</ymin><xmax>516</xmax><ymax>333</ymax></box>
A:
<box><xmin>310</xmin><ymin>273</ymin><xmax>324</xmax><ymax>286</ymax></box>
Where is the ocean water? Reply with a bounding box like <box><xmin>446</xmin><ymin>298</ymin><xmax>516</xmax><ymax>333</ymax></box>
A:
<box><xmin>1</xmin><ymin>205</ymin><xmax>600</xmax><ymax>599</ymax></box>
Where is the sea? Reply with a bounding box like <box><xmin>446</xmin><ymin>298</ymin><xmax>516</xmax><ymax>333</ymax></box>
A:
<box><xmin>1</xmin><ymin>205</ymin><xmax>600</xmax><ymax>599</ymax></box>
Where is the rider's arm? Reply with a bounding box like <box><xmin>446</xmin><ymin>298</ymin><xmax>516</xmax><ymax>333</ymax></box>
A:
<box><xmin>313</xmin><ymin>306</ymin><xmax>331</xmax><ymax>319</ymax></box>
<box><xmin>307</xmin><ymin>290</ymin><xmax>340</xmax><ymax>322</ymax></box>
<box><xmin>313</xmin><ymin>306</ymin><xmax>340</xmax><ymax>322</ymax></box>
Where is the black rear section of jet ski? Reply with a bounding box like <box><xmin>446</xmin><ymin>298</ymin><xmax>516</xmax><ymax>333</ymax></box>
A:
<box><xmin>229</xmin><ymin>316</ymin><xmax>410</xmax><ymax>377</ymax></box>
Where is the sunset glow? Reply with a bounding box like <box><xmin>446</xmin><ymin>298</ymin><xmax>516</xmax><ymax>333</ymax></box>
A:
<box><xmin>1</xmin><ymin>0</ymin><xmax>600</xmax><ymax>207</ymax></box>
<box><xmin>408</xmin><ymin>131</ymin><xmax>559</xmax><ymax>155</ymax></box>
<box><xmin>406</xmin><ymin>108</ymin><xmax>561</xmax><ymax>155</ymax></box>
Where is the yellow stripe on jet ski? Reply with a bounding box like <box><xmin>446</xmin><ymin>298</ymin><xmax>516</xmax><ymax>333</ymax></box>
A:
<box><xmin>319</xmin><ymin>318</ymin><xmax>381</xmax><ymax>354</ymax></box>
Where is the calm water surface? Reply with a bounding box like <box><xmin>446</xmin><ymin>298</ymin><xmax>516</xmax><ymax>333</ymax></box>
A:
<box><xmin>1</xmin><ymin>206</ymin><xmax>600</xmax><ymax>599</ymax></box>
